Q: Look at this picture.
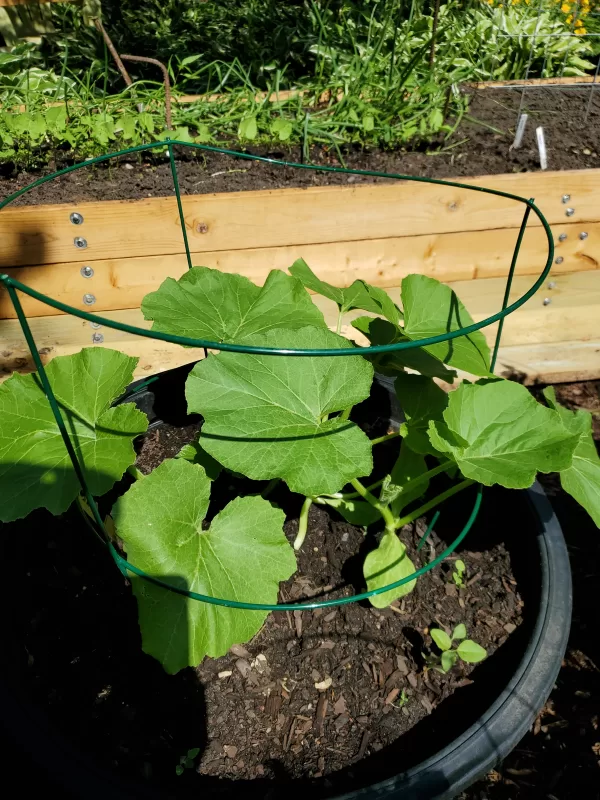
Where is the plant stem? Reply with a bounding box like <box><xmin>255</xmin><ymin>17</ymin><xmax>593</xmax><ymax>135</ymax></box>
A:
<box><xmin>370</xmin><ymin>430</ymin><xmax>401</xmax><ymax>446</ymax></box>
<box><xmin>294</xmin><ymin>496</ymin><xmax>313</xmax><ymax>551</ymax></box>
<box><xmin>401</xmin><ymin>459</ymin><xmax>454</xmax><ymax>497</ymax></box>
<box><xmin>261</xmin><ymin>478</ymin><xmax>280</xmax><ymax>499</ymax></box>
<box><xmin>336</xmin><ymin>307</ymin><xmax>343</xmax><ymax>334</ymax></box>
<box><xmin>127</xmin><ymin>465</ymin><xmax>145</xmax><ymax>480</ymax></box>
<box><xmin>395</xmin><ymin>479</ymin><xmax>475</xmax><ymax>529</ymax></box>
<box><xmin>349</xmin><ymin>478</ymin><xmax>396</xmax><ymax>532</ymax></box>
<box><xmin>339</xmin><ymin>405</ymin><xmax>353</xmax><ymax>422</ymax></box>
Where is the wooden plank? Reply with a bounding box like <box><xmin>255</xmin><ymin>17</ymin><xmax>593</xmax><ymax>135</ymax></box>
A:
<box><xmin>446</xmin><ymin>270</ymin><xmax>600</xmax><ymax>348</ymax></box>
<box><xmin>1</xmin><ymin>169</ymin><xmax>598</xmax><ymax>268</ymax></box>
<box><xmin>2</xmin><ymin>270</ymin><xmax>598</xmax><ymax>382</ymax></box>
<box><xmin>466</xmin><ymin>76</ymin><xmax>600</xmax><ymax>89</ymax></box>
<box><xmin>0</xmin><ymin>0</ymin><xmax>70</xmax><ymax>6</ymax></box>
<box><xmin>1</xmin><ymin>220</ymin><xmax>597</xmax><ymax>319</ymax></box>
<box><xmin>494</xmin><ymin>341</ymin><xmax>600</xmax><ymax>385</ymax></box>
<box><xmin>327</xmin><ymin>271</ymin><xmax>600</xmax><ymax>349</ymax></box>
<box><xmin>0</xmin><ymin>308</ymin><xmax>206</xmax><ymax>382</ymax></box>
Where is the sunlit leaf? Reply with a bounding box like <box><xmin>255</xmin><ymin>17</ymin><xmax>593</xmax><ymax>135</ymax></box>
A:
<box><xmin>401</xmin><ymin>274</ymin><xmax>491</xmax><ymax>376</ymax></box>
<box><xmin>113</xmin><ymin>458</ymin><xmax>295</xmax><ymax>673</ymax></box>
<box><xmin>0</xmin><ymin>348</ymin><xmax>147</xmax><ymax>522</ymax></box>
<box><xmin>428</xmin><ymin>379</ymin><xmax>579</xmax><ymax>488</ymax></box>
<box><xmin>186</xmin><ymin>327</ymin><xmax>374</xmax><ymax>497</ymax></box>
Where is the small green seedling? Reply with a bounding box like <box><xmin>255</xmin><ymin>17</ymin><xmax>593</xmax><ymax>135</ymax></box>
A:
<box><xmin>393</xmin><ymin>688</ymin><xmax>409</xmax><ymax>709</ymax></box>
<box><xmin>452</xmin><ymin>559</ymin><xmax>466</xmax><ymax>588</ymax></box>
<box><xmin>428</xmin><ymin>624</ymin><xmax>487</xmax><ymax>674</ymax></box>
<box><xmin>175</xmin><ymin>747</ymin><xmax>200</xmax><ymax>776</ymax></box>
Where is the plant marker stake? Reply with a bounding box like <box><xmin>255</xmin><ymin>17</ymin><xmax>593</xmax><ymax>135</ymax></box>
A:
<box><xmin>536</xmin><ymin>127</ymin><xmax>548</xmax><ymax>171</ymax></box>
<box><xmin>510</xmin><ymin>113</ymin><xmax>528</xmax><ymax>150</ymax></box>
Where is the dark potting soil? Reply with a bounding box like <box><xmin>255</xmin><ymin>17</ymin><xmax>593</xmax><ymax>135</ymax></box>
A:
<box><xmin>1</xmin><ymin>87</ymin><xmax>599</xmax><ymax>205</ymax></box>
<box><xmin>0</xmin><ymin>407</ymin><xmax>532</xmax><ymax>798</ymax></box>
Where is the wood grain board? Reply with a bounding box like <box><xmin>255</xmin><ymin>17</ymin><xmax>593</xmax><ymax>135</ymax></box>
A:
<box><xmin>2</xmin><ymin>269</ymin><xmax>598</xmax><ymax>383</ymax></box>
<box><xmin>1</xmin><ymin>168</ymin><xmax>599</xmax><ymax>384</ymax></box>
<box><xmin>1</xmin><ymin>221</ymin><xmax>596</xmax><ymax>320</ymax></box>
<box><xmin>0</xmin><ymin>169</ymin><xmax>597</xmax><ymax>269</ymax></box>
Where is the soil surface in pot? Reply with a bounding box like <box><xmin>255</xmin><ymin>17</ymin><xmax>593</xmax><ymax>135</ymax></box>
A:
<box><xmin>1</xmin><ymin>87</ymin><xmax>598</xmax><ymax>205</ymax></box>
<box><xmin>1</xmin><ymin>411</ymin><xmax>534</xmax><ymax>798</ymax></box>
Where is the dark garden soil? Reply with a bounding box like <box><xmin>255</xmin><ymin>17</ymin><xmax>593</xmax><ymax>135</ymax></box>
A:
<box><xmin>0</xmin><ymin>394</ymin><xmax>535</xmax><ymax>797</ymax></box>
<box><xmin>1</xmin><ymin>87</ymin><xmax>600</xmax><ymax>205</ymax></box>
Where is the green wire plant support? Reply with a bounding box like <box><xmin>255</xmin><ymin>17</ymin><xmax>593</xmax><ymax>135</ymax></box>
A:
<box><xmin>0</xmin><ymin>139</ymin><xmax>554</xmax><ymax>613</ymax></box>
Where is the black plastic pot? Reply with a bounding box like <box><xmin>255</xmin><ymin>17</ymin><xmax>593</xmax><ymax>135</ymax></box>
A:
<box><xmin>0</xmin><ymin>367</ymin><xmax>572</xmax><ymax>799</ymax></box>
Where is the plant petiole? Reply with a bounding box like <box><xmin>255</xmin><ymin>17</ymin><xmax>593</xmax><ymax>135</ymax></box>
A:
<box><xmin>261</xmin><ymin>478</ymin><xmax>280</xmax><ymax>499</ymax></box>
<box><xmin>293</xmin><ymin>496</ymin><xmax>314</xmax><ymax>550</ymax></box>
<box><xmin>370</xmin><ymin>430</ymin><xmax>401</xmax><ymax>446</ymax></box>
<box><xmin>395</xmin><ymin>479</ymin><xmax>475</xmax><ymax>529</ymax></box>
<box><xmin>349</xmin><ymin>477</ymin><xmax>396</xmax><ymax>532</ymax></box>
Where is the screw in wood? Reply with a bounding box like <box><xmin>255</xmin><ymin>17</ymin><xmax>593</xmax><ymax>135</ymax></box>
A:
<box><xmin>92</xmin><ymin>333</ymin><xmax>104</xmax><ymax>344</ymax></box>
<box><xmin>74</xmin><ymin>237</ymin><xmax>88</xmax><ymax>249</ymax></box>
<box><xmin>558</xmin><ymin>233</ymin><xmax>567</xmax><ymax>242</ymax></box>
<box><xmin>543</xmin><ymin>298</ymin><xmax>551</xmax><ymax>306</ymax></box>
<box><xmin>555</xmin><ymin>256</ymin><xmax>564</xmax><ymax>264</ymax></box>
<box><xmin>70</xmin><ymin>212</ymin><xmax>84</xmax><ymax>225</ymax></box>
<box><xmin>565</xmin><ymin>208</ymin><xmax>575</xmax><ymax>217</ymax></box>
<box><xmin>83</xmin><ymin>294</ymin><xmax>96</xmax><ymax>306</ymax></box>
<box><xmin>579</xmin><ymin>231</ymin><xmax>589</xmax><ymax>240</ymax></box>
<box><xmin>561</xmin><ymin>195</ymin><xmax>571</xmax><ymax>203</ymax></box>
<box><xmin>81</xmin><ymin>266</ymin><xmax>94</xmax><ymax>278</ymax></box>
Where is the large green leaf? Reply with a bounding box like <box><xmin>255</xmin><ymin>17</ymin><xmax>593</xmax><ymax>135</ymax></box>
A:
<box><xmin>186</xmin><ymin>327</ymin><xmax>374</xmax><ymax>496</ymax></box>
<box><xmin>352</xmin><ymin>317</ymin><xmax>456</xmax><ymax>382</ymax></box>
<box><xmin>380</xmin><ymin>440</ymin><xmax>430</xmax><ymax>517</ymax></box>
<box><xmin>428</xmin><ymin>380</ymin><xmax>578</xmax><ymax>488</ymax></box>
<box><xmin>395</xmin><ymin>372</ymin><xmax>449</xmax><ymax>455</ymax></box>
<box><xmin>401</xmin><ymin>274</ymin><xmax>491</xmax><ymax>377</ymax></box>
<box><xmin>113</xmin><ymin>458</ymin><xmax>295</xmax><ymax>673</ymax></box>
<box><xmin>289</xmin><ymin>258</ymin><xmax>402</xmax><ymax>321</ymax></box>
<box><xmin>364</xmin><ymin>531</ymin><xmax>417</xmax><ymax>608</ymax></box>
<box><xmin>544</xmin><ymin>388</ymin><xmax>600</xmax><ymax>526</ymax></box>
<box><xmin>142</xmin><ymin>266</ymin><xmax>326</xmax><ymax>343</ymax></box>
<box><xmin>0</xmin><ymin>348</ymin><xmax>147</xmax><ymax>522</ymax></box>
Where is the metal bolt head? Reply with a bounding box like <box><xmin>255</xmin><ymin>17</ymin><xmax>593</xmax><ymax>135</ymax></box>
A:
<box><xmin>92</xmin><ymin>333</ymin><xmax>104</xmax><ymax>344</ymax></box>
<box><xmin>74</xmin><ymin>236</ymin><xmax>88</xmax><ymax>249</ymax></box>
<box><xmin>90</xmin><ymin>322</ymin><xmax>102</xmax><ymax>329</ymax></box>
<box><xmin>555</xmin><ymin>256</ymin><xmax>564</xmax><ymax>265</ymax></box>
<box><xmin>83</xmin><ymin>293</ymin><xmax>96</xmax><ymax>306</ymax></box>
<box><xmin>70</xmin><ymin>212</ymin><xmax>84</xmax><ymax>225</ymax></box>
<box><xmin>565</xmin><ymin>208</ymin><xmax>575</xmax><ymax>217</ymax></box>
<box><xmin>548</xmin><ymin>281</ymin><xmax>557</xmax><ymax>290</ymax></box>
<box><xmin>543</xmin><ymin>297</ymin><xmax>552</xmax><ymax>306</ymax></box>
<box><xmin>579</xmin><ymin>231</ymin><xmax>589</xmax><ymax>240</ymax></box>
<box><xmin>558</xmin><ymin>233</ymin><xmax>567</xmax><ymax>242</ymax></box>
<box><xmin>80</xmin><ymin>265</ymin><xmax>94</xmax><ymax>278</ymax></box>
<box><xmin>561</xmin><ymin>194</ymin><xmax>571</xmax><ymax>203</ymax></box>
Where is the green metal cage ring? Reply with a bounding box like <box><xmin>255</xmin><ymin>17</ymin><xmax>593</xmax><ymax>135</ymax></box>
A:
<box><xmin>1</xmin><ymin>140</ymin><xmax>552</xmax><ymax>611</ymax></box>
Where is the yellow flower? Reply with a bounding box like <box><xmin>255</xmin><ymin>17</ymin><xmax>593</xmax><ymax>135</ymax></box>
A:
<box><xmin>575</xmin><ymin>18</ymin><xmax>584</xmax><ymax>25</ymax></box>
<box><xmin>575</xmin><ymin>26</ymin><xmax>587</xmax><ymax>34</ymax></box>
<box><xmin>566</xmin><ymin>14</ymin><xmax>573</xmax><ymax>22</ymax></box>
<box><xmin>561</xmin><ymin>3</ymin><xmax>571</xmax><ymax>12</ymax></box>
